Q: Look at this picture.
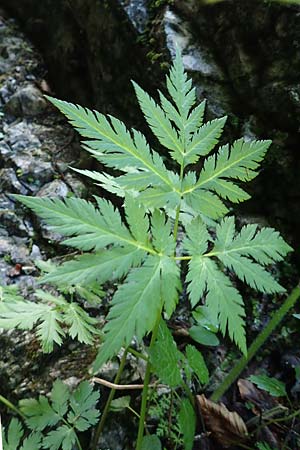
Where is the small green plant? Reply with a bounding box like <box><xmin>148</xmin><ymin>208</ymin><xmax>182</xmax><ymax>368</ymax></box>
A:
<box><xmin>1</xmin><ymin>380</ymin><xmax>100</xmax><ymax>450</ymax></box>
<box><xmin>0</xmin><ymin>284</ymin><xmax>100</xmax><ymax>352</ymax></box>
<box><xmin>3</xmin><ymin>50</ymin><xmax>294</xmax><ymax>448</ymax></box>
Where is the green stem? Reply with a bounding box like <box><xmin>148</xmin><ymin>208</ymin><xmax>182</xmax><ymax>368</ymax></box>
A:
<box><xmin>74</xmin><ymin>429</ymin><xmax>83</xmax><ymax>450</ymax></box>
<box><xmin>210</xmin><ymin>284</ymin><xmax>300</xmax><ymax>402</ymax></box>
<box><xmin>91</xmin><ymin>348</ymin><xmax>128</xmax><ymax>450</ymax></box>
<box><xmin>0</xmin><ymin>394</ymin><xmax>25</xmax><ymax>419</ymax></box>
<box><xmin>128</xmin><ymin>347</ymin><xmax>149</xmax><ymax>361</ymax></box>
<box><xmin>135</xmin><ymin>313</ymin><xmax>161</xmax><ymax>450</ymax></box>
<box><xmin>173</xmin><ymin>164</ymin><xmax>184</xmax><ymax>243</ymax></box>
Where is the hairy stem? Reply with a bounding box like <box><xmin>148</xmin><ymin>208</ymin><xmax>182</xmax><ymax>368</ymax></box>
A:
<box><xmin>135</xmin><ymin>313</ymin><xmax>161</xmax><ymax>450</ymax></box>
<box><xmin>210</xmin><ymin>284</ymin><xmax>300</xmax><ymax>402</ymax></box>
<box><xmin>0</xmin><ymin>394</ymin><xmax>25</xmax><ymax>419</ymax></box>
<box><xmin>91</xmin><ymin>348</ymin><xmax>128</xmax><ymax>450</ymax></box>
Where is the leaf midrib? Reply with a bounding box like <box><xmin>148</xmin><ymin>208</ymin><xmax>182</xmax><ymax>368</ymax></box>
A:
<box><xmin>182</xmin><ymin>144</ymin><xmax>263</xmax><ymax>195</ymax></box>
<box><xmin>35</xmin><ymin>201</ymin><xmax>157</xmax><ymax>256</ymax></box>
<box><xmin>62</xmin><ymin>102</ymin><xmax>175</xmax><ymax>190</ymax></box>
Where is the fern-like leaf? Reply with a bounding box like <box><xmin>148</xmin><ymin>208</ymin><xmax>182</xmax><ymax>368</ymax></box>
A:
<box><xmin>45</xmin><ymin>96</ymin><xmax>177</xmax><ymax>201</ymax></box>
<box><xmin>184</xmin><ymin>116</ymin><xmax>227</xmax><ymax>166</ymax></box>
<box><xmin>186</xmin><ymin>257</ymin><xmax>246</xmax><ymax>354</ymax></box>
<box><xmin>166</xmin><ymin>49</ymin><xmax>196</xmax><ymax>124</ymax></box>
<box><xmin>93</xmin><ymin>255</ymin><xmax>162</xmax><ymax>370</ymax></box>
<box><xmin>213</xmin><ymin>217</ymin><xmax>291</xmax><ymax>292</ymax></box>
<box><xmin>150</xmin><ymin>320</ymin><xmax>183</xmax><ymax>387</ymax></box>
<box><xmin>133</xmin><ymin>81</ymin><xmax>183</xmax><ymax>160</ymax></box>
<box><xmin>182</xmin><ymin>139</ymin><xmax>272</xmax><ymax>218</ymax></box>
<box><xmin>42</xmin><ymin>248</ymin><xmax>145</xmax><ymax>286</ymax></box>
<box><xmin>14</xmin><ymin>195</ymin><xmax>154</xmax><ymax>253</ymax></box>
<box><xmin>2</xmin><ymin>418</ymin><xmax>23</xmax><ymax>450</ymax></box>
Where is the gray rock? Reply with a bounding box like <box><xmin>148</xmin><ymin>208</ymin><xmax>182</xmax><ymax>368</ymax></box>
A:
<box><xmin>0</xmin><ymin>210</ymin><xmax>32</xmax><ymax>237</ymax></box>
<box><xmin>13</xmin><ymin>155</ymin><xmax>53</xmax><ymax>188</ymax></box>
<box><xmin>119</xmin><ymin>0</ymin><xmax>149</xmax><ymax>33</ymax></box>
<box><xmin>0</xmin><ymin>142</ymin><xmax>12</xmax><ymax>159</ymax></box>
<box><xmin>63</xmin><ymin>173</ymin><xmax>87</xmax><ymax>197</ymax></box>
<box><xmin>0</xmin><ymin>168</ymin><xmax>28</xmax><ymax>195</ymax></box>
<box><xmin>164</xmin><ymin>8</ymin><xmax>225</xmax><ymax>81</ymax></box>
<box><xmin>98</xmin><ymin>420</ymin><xmax>127</xmax><ymax>450</ymax></box>
<box><xmin>5</xmin><ymin>121</ymin><xmax>41</xmax><ymax>152</ymax></box>
<box><xmin>36</xmin><ymin>179</ymin><xmax>69</xmax><ymax>198</ymax></box>
<box><xmin>98</xmin><ymin>360</ymin><xmax>120</xmax><ymax>381</ymax></box>
<box><xmin>5</xmin><ymin>85</ymin><xmax>48</xmax><ymax>117</ymax></box>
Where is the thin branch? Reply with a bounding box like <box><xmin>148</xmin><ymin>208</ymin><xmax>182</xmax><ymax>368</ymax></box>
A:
<box><xmin>92</xmin><ymin>377</ymin><xmax>166</xmax><ymax>391</ymax></box>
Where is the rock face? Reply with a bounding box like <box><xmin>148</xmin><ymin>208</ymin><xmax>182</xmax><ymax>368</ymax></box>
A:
<box><xmin>0</xmin><ymin>11</ymin><xmax>91</xmax><ymax>403</ymax></box>
<box><xmin>2</xmin><ymin>0</ymin><xmax>299</xmax><ymax>258</ymax></box>
<box><xmin>1</xmin><ymin>0</ymin><xmax>155</xmax><ymax>124</ymax></box>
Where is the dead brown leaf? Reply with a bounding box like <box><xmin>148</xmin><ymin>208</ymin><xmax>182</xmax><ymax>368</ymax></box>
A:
<box><xmin>238</xmin><ymin>378</ymin><xmax>277</xmax><ymax>413</ymax></box>
<box><xmin>196</xmin><ymin>394</ymin><xmax>248</xmax><ymax>448</ymax></box>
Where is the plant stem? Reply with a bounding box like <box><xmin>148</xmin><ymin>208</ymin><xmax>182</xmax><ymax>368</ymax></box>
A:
<box><xmin>74</xmin><ymin>430</ymin><xmax>83</xmax><ymax>450</ymax></box>
<box><xmin>91</xmin><ymin>348</ymin><xmax>128</xmax><ymax>450</ymax></box>
<box><xmin>210</xmin><ymin>284</ymin><xmax>300</xmax><ymax>402</ymax></box>
<box><xmin>128</xmin><ymin>347</ymin><xmax>149</xmax><ymax>361</ymax></box>
<box><xmin>135</xmin><ymin>313</ymin><xmax>161</xmax><ymax>450</ymax></box>
<box><xmin>0</xmin><ymin>394</ymin><xmax>25</xmax><ymax>419</ymax></box>
<box><xmin>173</xmin><ymin>163</ymin><xmax>184</xmax><ymax>243</ymax></box>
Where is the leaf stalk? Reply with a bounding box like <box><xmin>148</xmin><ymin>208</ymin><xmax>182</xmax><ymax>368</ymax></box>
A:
<box><xmin>91</xmin><ymin>348</ymin><xmax>128</xmax><ymax>450</ymax></box>
<box><xmin>135</xmin><ymin>313</ymin><xmax>161</xmax><ymax>450</ymax></box>
<box><xmin>210</xmin><ymin>284</ymin><xmax>300</xmax><ymax>402</ymax></box>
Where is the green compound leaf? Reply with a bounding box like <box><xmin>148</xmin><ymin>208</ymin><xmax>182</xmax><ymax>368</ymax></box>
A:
<box><xmin>184</xmin><ymin>116</ymin><xmax>227</xmax><ymax>165</ymax></box>
<box><xmin>178</xmin><ymin>399</ymin><xmax>196</xmax><ymax>450</ymax></box>
<box><xmin>63</xmin><ymin>302</ymin><xmax>99</xmax><ymax>345</ymax></box>
<box><xmin>51</xmin><ymin>380</ymin><xmax>70</xmax><ymax>417</ymax></box>
<box><xmin>42</xmin><ymin>425</ymin><xmax>76</xmax><ymax>450</ymax></box>
<box><xmin>2</xmin><ymin>418</ymin><xmax>23</xmax><ymax>450</ymax></box>
<box><xmin>93</xmin><ymin>255</ymin><xmax>163</xmax><ymax>371</ymax></box>
<box><xmin>14</xmin><ymin>195</ymin><xmax>154</xmax><ymax>254</ymax></box>
<box><xmin>20</xmin><ymin>433</ymin><xmax>42</xmax><ymax>450</ymax></box>
<box><xmin>46</xmin><ymin>95</ymin><xmax>176</xmax><ymax>201</ymax></box>
<box><xmin>19</xmin><ymin>396</ymin><xmax>60</xmax><ymax>432</ymax></box>
<box><xmin>185</xmin><ymin>345</ymin><xmax>209</xmax><ymax>385</ymax></box>
<box><xmin>110</xmin><ymin>396</ymin><xmax>131</xmax><ymax>412</ymax></box>
<box><xmin>186</xmin><ymin>257</ymin><xmax>246</xmax><ymax>354</ymax></box>
<box><xmin>9</xmin><ymin>50</ymin><xmax>291</xmax><ymax>377</ymax></box>
<box><xmin>249</xmin><ymin>375</ymin><xmax>287</xmax><ymax>397</ymax></box>
<box><xmin>150</xmin><ymin>320</ymin><xmax>182</xmax><ymax>387</ymax></box>
<box><xmin>189</xmin><ymin>325</ymin><xmax>219</xmax><ymax>347</ymax></box>
<box><xmin>42</xmin><ymin>247</ymin><xmax>145</xmax><ymax>286</ymax></box>
<box><xmin>213</xmin><ymin>216</ymin><xmax>291</xmax><ymax>293</ymax></box>
<box><xmin>0</xmin><ymin>292</ymin><xmax>65</xmax><ymax>353</ymax></box>
<box><xmin>141</xmin><ymin>435</ymin><xmax>162</xmax><ymax>450</ymax></box>
<box><xmin>68</xmin><ymin>381</ymin><xmax>100</xmax><ymax>431</ymax></box>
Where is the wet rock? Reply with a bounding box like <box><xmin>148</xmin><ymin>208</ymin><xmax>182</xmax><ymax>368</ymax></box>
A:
<box><xmin>0</xmin><ymin>168</ymin><xmax>28</xmax><ymax>194</ymax></box>
<box><xmin>98</xmin><ymin>360</ymin><xmax>120</xmax><ymax>381</ymax></box>
<box><xmin>0</xmin><ymin>260</ymin><xmax>11</xmax><ymax>284</ymax></box>
<box><xmin>29</xmin><ymin>244</ymin><xmax>42</xmax><ymax>261</ymax></box>
<box><xmin>5</xmin><ymin>84</ymin><xmax>48</xmax><ymax>117</ymax></box>
<box><xmin>63</xmin><ymin>173</ymin><xmax>87</xmax><ymax>197</ymax></box>
<box><xmin>0</xmin><ymin>141</ymin><xmax>12</xmax><ymax>159</ymax></box>
<box><xmin>0</xmin><ymin>210</ymin><xmax>33</xmax><ymax>237</ymax></box>
<box><xmin>36</xmin><ymin>179</ymin><xmax>69</xmax><ymax>198</ymax></box>
<box><xmin>5</xmin><ymin>120</ymin><xmax>41</xmax><ymax>152</ymax></box>
<box><xmin>164</xmin><ymin>8</ymin><xmax>225</xmax><ymax>81</ymax></box>
<box><xmin>98</xmin><ymin>420</ymin><xmax>128</xmax><ymax>450</ymax></box>
<box><xmin>119</xmin><ymin>0</ymin><xmax>149</xmax><ymax>33</ymax></box>
<box><xmin>13</xmin><ymin>154</ymin><xmax>53</xmax><ymax>188</ymax></box>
